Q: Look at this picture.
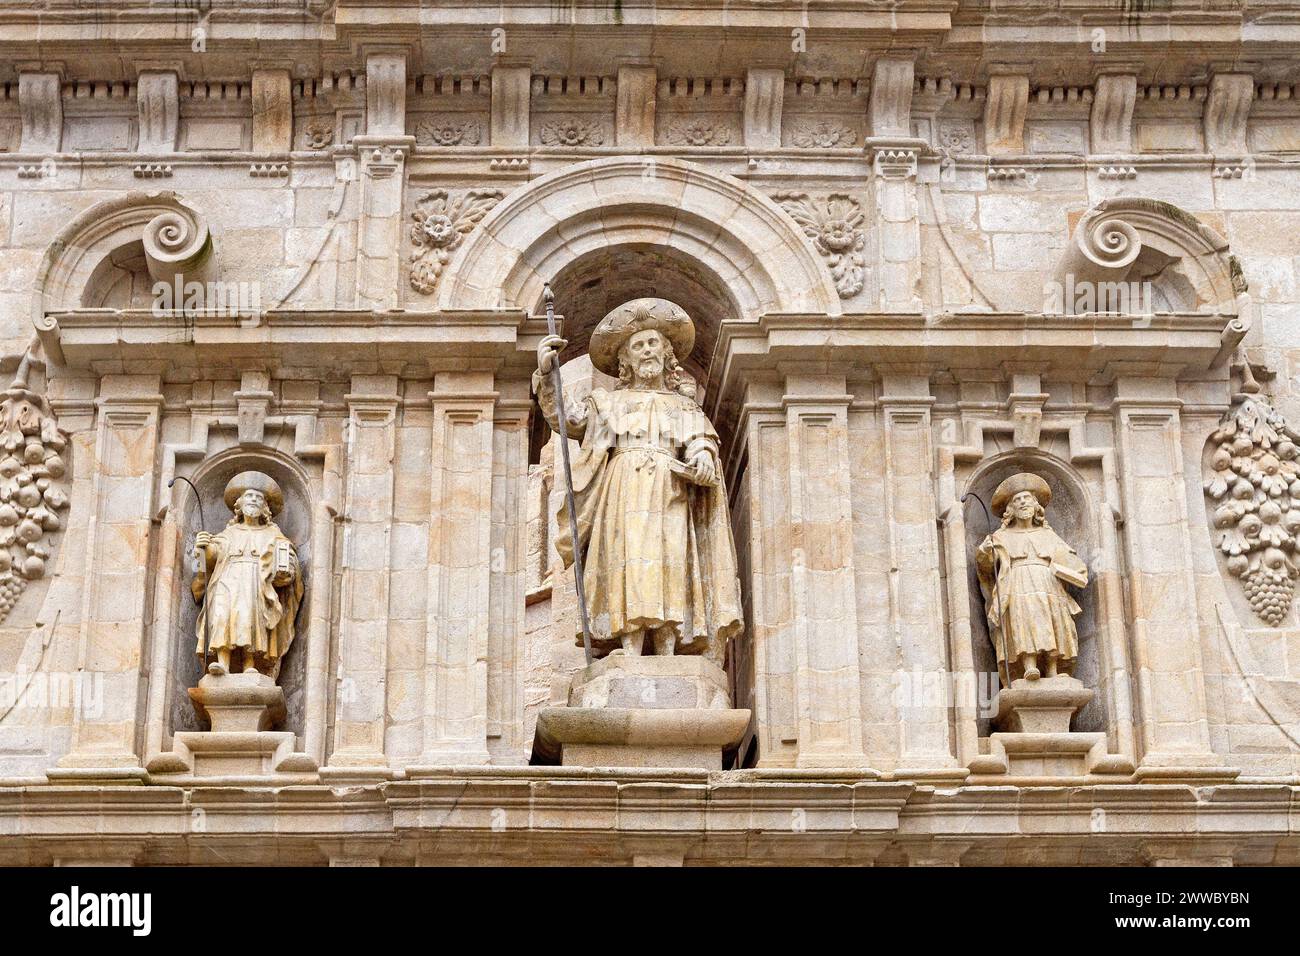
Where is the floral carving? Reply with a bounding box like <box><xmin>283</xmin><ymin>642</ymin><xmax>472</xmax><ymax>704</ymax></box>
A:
<box><xmin>415</xmin><ymin>117</ymin><xmax>483</xmax><ymax>147</ymax></box>
<box><xmin>409</xmin><ymin>189</ymin><xmax>504</xmax><ymax>295</ymax></box>
<box><xmin>789</xmin><ymin>121</ymin><xmax>857</xmax><ymax>148</ymax></box>
<box><xmin>1205</xmin><ymin>392</ymin><xmax>1300</xmax><ymax>625</ymax></box>
<box><xmin>939</xmin><ymin>124</ymin><xmax>974</xmax><ymax>154</ymax></box>
<box><xmin>302</xmin><ymin>121</ymin><xmax>334</xmax><ymax>150</ymax></box>
<box><xmin>0</xmin><ymin>356</ymin><xmax>69</xmax><ymax>622</ymax></box>
<box><xmin>664</xmin><ymin>119</ymin><xmax>732</xmax><ymax>147</ymax></box>
<box><xmin>771</xmin><ymin>192</ymin><xmax>866</xmax><ymax>298</ymax></box>
<box><xmin>539</xmin><ymin>117</ymin><xmax>605</xmax><ymax>147</ymax></box>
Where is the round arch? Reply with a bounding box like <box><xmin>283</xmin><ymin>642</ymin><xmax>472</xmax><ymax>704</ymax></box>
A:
<box><xmin>31</xmin><ymin>190</ymin><xmax>212</xmax><ymax>326</ymax></box>
<box><xmin>434</xmin><ymin>156</ymin><xmax>842</xmax><ymax>321</ymax></box>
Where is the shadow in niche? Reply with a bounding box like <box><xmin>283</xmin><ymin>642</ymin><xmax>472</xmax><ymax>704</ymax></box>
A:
<box><xmin>963</xmin><ymin>456</ymin><xmax>1106</xmax><ymax>738</ymax></box>
<box><xmin>167</xmin><ymin>452</ymin><xmax>312</xmax><ymax>741</ymax></box>
<box><xmin>525</xmin><ymin>245</ymin><xmax>759</xmax><ymax>751</ymax></box>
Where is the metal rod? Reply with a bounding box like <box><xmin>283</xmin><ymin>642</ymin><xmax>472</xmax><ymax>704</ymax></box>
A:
<box><xmin>544</xmin><ymin>284</ymin><xmax>595</xmax><ymax>667</ymax></box>
<box><xmin>169</xmin><ymin>476</ymin><xmax>215</xmax><ymax>675</ymax></box>
<box><xmin>961</xmin><ymin>491</ymin><xmax>1010</xmax><ymax>688</ymax></box>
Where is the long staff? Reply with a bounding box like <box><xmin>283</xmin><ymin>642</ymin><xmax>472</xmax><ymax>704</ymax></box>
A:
<box><xmin>169</xmin><ymin>476</ymin><xmax>214</xmax><ymax>673</ymax></box>
<box><xmin>961</xmin><ymin>491</ymin><xmax>1009</xmax><ymax>688</ymax></box>
<box><xmin>544</xmin><ymin>284</ymin><xmax>594</xmax><ymax>667</ymax></box>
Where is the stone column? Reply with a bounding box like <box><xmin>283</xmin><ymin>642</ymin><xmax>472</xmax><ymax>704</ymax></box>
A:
<box><xmin>418</xmin><ymin>368</ymin><xmax>496</xmax><ymax>765</ymax></box>
<box><xmin>868</xmin><ymin>145</ymin><xmax>924</xmax><ymax>312</ymax></box>
<box><xmin>1111</xmin><ymin>372</ymin><xmax>1234</xmax><ymax>781</ymax></box>
<box><xmin>325</xmin><ymin>375</ymin><xmax>400</xmax><ymax>780</ymax></box>
<box><xmin>616</xmin><ymin>65</ymin><xmax>656</xmax><ymax>147</ymax></box>
<box><xmin>743</xmin><ymin>68</ymin><xmax>784</xmax><ymax>149</ymax></box>
<box><xmin>878</xmin><ymin>368</ymin><xmax>960</xmax><ymax>775</ymax></box>
<box><xmin>486</xmin><ymin>387</ymin><xmax>530</xmax><ymax>762</ymax></box>
<box><xmin>18</xmin><ymin>72</ymin><xmax>62</xmax><ymax>153</ymax></box>
<box><xmin>136</xmin><ymin>70</ymin><xmax>179</xmax><ymax>153</ymax></box>
<box><xmin>252</xmin><ymin>68</ymin><xmax>293</xmax><ymax>154</ymax></box>
<box><xmin>745</xmin><ymin>373</ymin><xmax>867</xmax><ymax>768</ymax></box>
<box><xmin>50</xmin><ymin>375</ymin><xmax>162</xmax><ymax>783</ymax></box>
<box><xmin>491</xmin><ymin>65</ymin><xmax>531</xmax><ymax>149</ymax></box>
<box><xmin>355</xmin><ymin>51</ymin><xmax>413</xmax><ymax>310</ymax></box>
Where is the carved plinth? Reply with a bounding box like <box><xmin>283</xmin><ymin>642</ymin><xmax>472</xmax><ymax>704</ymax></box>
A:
<box><xmin>144</xmin><ymin>673</ymin><xmax>318</xmax><ymax>785</ymax></box>
<box><xmin>993</xmin><ymin>675</ymin><xmax>1093</xmax><ymax>734</ymax></box>
<box><xmin>533</xmin><ymin>656</ymin><xmax>750</xmax><ymax>770</ymax></box>
<box><xmin>188</xmin><ymin>671</ymin><xmax>286</xmax><ymax>732</ymax></box>
<box><xmin>968</xmin><ymin>675</ymin><xmax>1135</xmax><ymax>784</ymax></box>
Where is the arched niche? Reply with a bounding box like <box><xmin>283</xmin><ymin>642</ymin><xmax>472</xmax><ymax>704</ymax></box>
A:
<box><xmin>166</xmin><ymin>447</ymin><xmax>313</xmax><ymax>739</ymax></box>
<box><xmin>32</xmin><ymin>191</ymin><xmax>214</xmax><ymax>325</ymax></box>
<box><xmin>434</xmin><ymin>156</ymin><xmax>841</xmax><ymax>327</ymax></box>
<box><xmin>1048</xmin><ymin>197</ymin><xmax>1245</xmax><ymax>315</ymax></box>
<box><xmin>961</xmin><ymin>451</ymin><xmax>1107</xmax><ymax>735</ymax></box>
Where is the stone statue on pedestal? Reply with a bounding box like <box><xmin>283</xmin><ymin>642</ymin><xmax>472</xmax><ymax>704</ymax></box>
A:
<box><xmin>975</xmin><ymin>472</ymin><xmax>1088</xmax><ymax>685</ymax></box>
<box><xmin>533</xmin><ymin>297</ymin><xmax>743</xmax><ymax>663</ymax></box>
<box><xmin>192</xmin><ymin>471</ymin><xmax>302</xmax><ymax>679</ymax></box>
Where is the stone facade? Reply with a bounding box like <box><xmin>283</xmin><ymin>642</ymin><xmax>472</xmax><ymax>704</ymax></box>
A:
<box><xmin>0</xmin><ymin>0</ymin><xmax>1296</xmax><ymax>866</ymax></box>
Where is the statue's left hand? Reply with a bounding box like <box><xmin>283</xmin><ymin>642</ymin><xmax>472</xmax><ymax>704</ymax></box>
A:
<box><xmin>687</xmin><ymin>450</ymin><xmax>716</xmax><ymax>486</ymax></box>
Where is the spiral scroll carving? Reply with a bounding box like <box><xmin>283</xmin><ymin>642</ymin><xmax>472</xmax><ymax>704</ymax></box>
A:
<box><xmin>1075</xmin><ymin>215</ymin><xmax>1142</xmax><ymax>271</ymax></box>
<box><xmin>142</xmin><ymin>207</ymin><xmax>213</xmax><ymax>283</ymax></box>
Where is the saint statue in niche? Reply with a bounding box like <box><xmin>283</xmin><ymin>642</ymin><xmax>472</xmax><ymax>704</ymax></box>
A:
<box><xmin>533</xmin><ymin>297</ymin><xmax>743</xmax><ymax>661</ymax></box>
<box><xmin>975</xmin><ymin>472</ymin><xmax>1089</xmax><ymax>685</ymax></box>
<box><xmin>192</xmin><ymin>471</ymin><xmax>302</xmax><ymax>678</ymax></box>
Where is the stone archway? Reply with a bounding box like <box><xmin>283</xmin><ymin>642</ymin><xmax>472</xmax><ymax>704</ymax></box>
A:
<box><xmin>436</xmin><ymin>157</ymin><xmax>842</xmax><ymax>354</ymax></box>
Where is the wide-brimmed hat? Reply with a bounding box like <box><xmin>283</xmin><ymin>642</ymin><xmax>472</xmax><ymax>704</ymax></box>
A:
<box><xmin>991</xmin><ymin>472</ymin><xmax>1051</xmax><ymax>514</ymax></box>
<box><xmin>588</xmin><ymin>298</ymin><xmax>695</xmax><ymax>377</ymax></box>
<box><xmin>224</xmin><ymin>471</ymin><xmax>284</xmax><ymax>515</ymax></box>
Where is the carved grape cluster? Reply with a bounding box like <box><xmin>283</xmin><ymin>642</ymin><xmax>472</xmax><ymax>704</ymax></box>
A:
<box><xmin>0</xmin><ymin>382</ymin><xmax>69</xmax><ymax>621</ymax></box>
<box><xmin>1205</xmin><ymin>395</ymin><xmax>1300</xmax><ymax>625</ymax></box>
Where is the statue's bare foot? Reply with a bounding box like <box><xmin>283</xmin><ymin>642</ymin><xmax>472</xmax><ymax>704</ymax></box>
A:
<box><xmin>206</xmin><ymin>661</ymin><xmax>228</xmax><ymax>677</ymax></box>
<box><xmin>1024</xmin><ymin>664</ymin><xmax>1040</xmax><ymax>680</ymax></box>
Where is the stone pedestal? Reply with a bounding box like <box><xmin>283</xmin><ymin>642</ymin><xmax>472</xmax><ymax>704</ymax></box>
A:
<box><xmin>145</xmin><ymin>673</ymin><xmax>319</xmax><ymax>785</ymax></box>
<box><xmin>967</xmin><ymin>676</ymin><xmax>1134</xmax><ymax>784</ymax></box>
<box><xmin>993</xmin><ymin>675</ymin><xmax>1093</xmax><ymax>734</ymax></box>
<box><xmin>533</xmin><ymin>656</ymin><xmax>750</xmax><ymax>770</ymax></box>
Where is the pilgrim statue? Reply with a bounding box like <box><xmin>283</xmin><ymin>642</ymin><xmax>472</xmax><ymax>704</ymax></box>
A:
<box><xmin>192</xmin><ymin>471</ymin><xmax>302</xmax><ymax>678</ymax></box>
<box><xmin>533</xmin><ymin>297</ymin><xmax>743</xmax><ymax>662</ymax></box>
<box><xmin>975</xmin><ymin>472</ymin><xmax>1089</xmax><ymax>685</ymax></box>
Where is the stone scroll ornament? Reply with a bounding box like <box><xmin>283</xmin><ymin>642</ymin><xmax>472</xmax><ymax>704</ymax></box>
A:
<box><xmin>0</xmin><ymin>353</ymin><xmax>69</xmax><ymax>622</ymax></box>
<box><xmin>771</xmin><ymin>192</ymin><xmax>866</xmax><ymax>298</ymax></box>
<box><xmin>1205</xmin><ymin>393</ymin><xmax>1300</xmax><ymax>626</ymax></box>
<box><xmin>408</xmin><ymin>189</ymin><xmax>504</xmax><ymax>295</ymax></box>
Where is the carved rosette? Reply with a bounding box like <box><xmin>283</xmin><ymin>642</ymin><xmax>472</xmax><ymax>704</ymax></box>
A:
<box><xmin>1205</xmin><ymin>394</ymin><xmax>1300</xmax><ymax>625</ymax></box>
<box><xmin>664</xmin><ymin>119</ymin><xmax>732</xmax><ymax>146</ymax></box>
<box><xmin>415</xmin><ymin>117</ymin><xmax>483</xmax><ymax>147</ymax></box>
<box><xmin>538</xmin><ymin>116</ymin><xmax>605</xmax><ymax>147</ymax></box>
<box><xmin>408</xmin><ymin>189</ymin><xmax>504</xmax><ymax>295</ymax></box>
<box><xmin>771</xmin><ymin>192</ymin><xmax>866</xmax><ymax>298</ymax></box>
<box><xmin>789</xmin><ymin>121</ymin><xmax>857</xmax><ymax>148</ymax></box>
<box><xmin>0</xmin><ymin>360</ymin><xmax>69</xmax><ymax>621</ymax></box>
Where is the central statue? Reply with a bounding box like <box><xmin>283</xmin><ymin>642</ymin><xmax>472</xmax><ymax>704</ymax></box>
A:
<box><xmin>534</xmin><ymin>298</ymin><xmax>743</xmax><ymax>661</ymax></box>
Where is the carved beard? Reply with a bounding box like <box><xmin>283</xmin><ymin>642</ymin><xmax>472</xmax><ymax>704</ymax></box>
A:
<box><xmin>237</xmin><ymin>502</ymin><xmax>271</xmax><ymax>524</ymax></box>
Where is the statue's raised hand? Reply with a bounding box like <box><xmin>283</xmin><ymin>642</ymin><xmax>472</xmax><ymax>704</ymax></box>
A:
<box><xmin>537</xmin><ymin>334</ymin><xmax>567</xmax><ymax>374</ymax></box>
<box><xmin>194</xmin><ymin>531</ymin><xmax>214</xmax><ymax>553</ymax></box>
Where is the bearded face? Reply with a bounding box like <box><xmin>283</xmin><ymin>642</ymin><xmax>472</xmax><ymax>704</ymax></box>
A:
<box><xmin>620</xmin><ymin>329</ymin><xmax>668</xmax><ymax>384</ymax></box>
<box><xmin>236</xmin><ymin>489</ymin><xmax>270</xmax><ymax>523</ymax></box>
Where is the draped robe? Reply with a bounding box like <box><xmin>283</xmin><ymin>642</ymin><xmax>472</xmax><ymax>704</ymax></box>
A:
<box><xmin>542</xmin><ymin>382</ymin><xmax>743</xmax><ymax>660</ymax></box>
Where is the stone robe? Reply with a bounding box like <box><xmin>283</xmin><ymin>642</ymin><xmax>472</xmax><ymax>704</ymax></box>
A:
<box><xmin>543</xmin><ymin>382</ymin><xmax>743</xmax><ymax>660</ymax></box>
<box><xmin>976</xmin><ymin>523</ymin><xmax>1087</xmax><ymax>681</ymax></box>
<box><xmin>193</xmin><ymin>519</ymin><xmax>302</xmax><ymax>668</ymax></box>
